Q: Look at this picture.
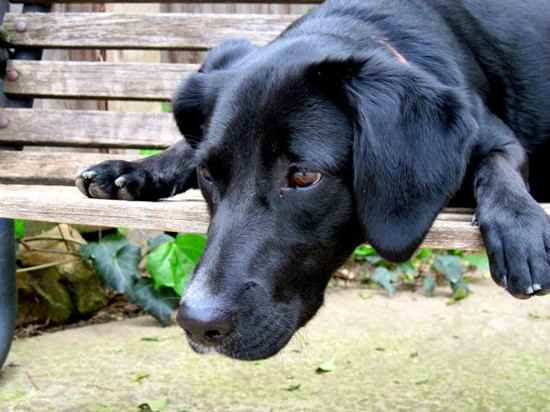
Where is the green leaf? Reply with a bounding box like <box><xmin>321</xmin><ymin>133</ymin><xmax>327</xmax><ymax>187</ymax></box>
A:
<box><xmin>139</xmin><ymin>149</ymin><xmax>162</xmax><ymax>157</ymax></box>
<box><xmin>117</xmin><ymin>227</ymin><xmax>129</xmax><ymax>236</ymax></box>
<box><xmin>147</xmin><ymin>234</ymin><xmax>206</xmax><ymax>295</ymax></box>
<box><xmin>175</xmin><ymin>234</ymin><xmax>207</xmax><ymax>263</ymax></box>
<box><xmin>463</xmin><ymin>252</ymin><xmax>490</xmax><ymax>271</ymax></box>
<box><xmin>80</xmin><ymin>235</ymin><xmax>141</xmax><ymax>293</ymax></box>
<box><xmin>147</xmin><ymin>241</ymin><xmax>190</xmax><ymax>294</ymax></box>
<box><xmin>316</xmin><ymin>360</ymin><xmax>336</xmax><ymax>374</ymax></box>
<box><xmin>127</xmin><ymin>279</ymin><xmax>178</xmax><ymax>326</ymax></box>
<box><xmin>365</xmin><ymin>255</ymin><xmax>384</xmax><ymax>265</ymax></box>
<box><xmin>416</xmin><ymin>248</ymin><xmax>433</xmax><ymax>261</ymax></box>
<box><xmin>14</xmin><ymin>219</ymin><xmax>25</xmax><ymax>240</ymax></box>
<box><xmin>147</xmin><ymin>234</ymin><xmax>174</xmax><ymax>251</ymax></box>
<box><xmin>449</xmin><ymin>279</ymin><xmax>471</xmax><ymax>303</ymax></box>
<box><xmin>433</xmin><ymin>255</ymin><xmax>465</xmax><ymax>284</ymax></box>
<box><xmin>422</xmin><ymin>274</ymin><xmax>436</xmax><ymax>297</ymax></box>
<box><xmin>353</xmin><ymin>245</ymin><xmax>377</xmax><ymax>260</ymax></box>
<box><xmin>398</xmin><ymin>261</ymin><xmax>418</xmax><ymax>283</ymax></box>
<box><xmin>372</xmin><ymin>267</ymin><xmax>398</xmax><ymax>297</ymax></box>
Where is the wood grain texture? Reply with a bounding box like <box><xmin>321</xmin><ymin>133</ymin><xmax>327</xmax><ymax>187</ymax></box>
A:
<box><xmin>0</xmin><ymin>151</ymin><xmax>141</xmax><ymax>186</ymax></box>
<box><xmin>13</xmin><ymin>0</ymin><xmax>320</xmax><ymax>3</ymax></box>
<box><xmin>0</xmin><ymin>109</ymin><xmax>180</xmax><ymax>148</ymax></box>
<box><xmin>0</xmin><ymin>183</ymin><xmax>484</xmax><ymax>249</ymax></box>
<box><xmin>2</xmin><ymin>181</ymin><xmax>550</xmax><ymax>250</ymax></box>
<box><xmin>2</xmin><ymin>12</ymin><xmax>298</xmax><ymax>50</ymax></box>
<box><xmin>4</xmin><ymin>61</ymin><xmax>197</xmax><ymax>100</ymax></box>
<box><xmin>0</xmin><ymin>184</ymin><xmax>209</xmax><ymax>233</ymax></box>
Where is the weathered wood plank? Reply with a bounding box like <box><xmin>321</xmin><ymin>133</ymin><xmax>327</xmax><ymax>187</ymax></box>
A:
<box><xmin>0</xmin><ymin>183</ymin><xmax>485</xmax><ymax>249</ymax></box>
<box><xmin>2</xmin><ymin>13</ymin><xmax>298</xmax><ymax>50</ymax></box>
<box><xmin>4</xmin><ymin>61</ymin><xmax>197</xmax><ymax>101</ymax></box>
<box><xmin>0</xmin><ymin>151</ymin><xmax>142</xmax><ymax>186</ymax></box>
<box><xmin>0</xmin><ymin>184</ymin><xmax>209</xmax><ymax>233</ymax></box>
<box><xmin>0</xmin><ymin>109</ymin><xmax>180</xmax><ymax>148</ymax></box>
<box><xmin>13</xmin><ymin>0</ymin><xmax>320</xmax><ymax>3</ymax></box>
<box><xmin>1</xmin><ymin>182</ymin><xmax>549</xmax><ymax>250</ymax></box>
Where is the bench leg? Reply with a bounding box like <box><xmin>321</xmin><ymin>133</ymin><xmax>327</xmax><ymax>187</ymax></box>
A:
<box><xmin>0</xmin><ymin>219</ymin><xmax>16</xmax><ymax>370</ymax></box>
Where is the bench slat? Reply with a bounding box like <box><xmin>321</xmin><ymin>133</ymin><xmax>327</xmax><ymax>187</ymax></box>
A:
<box><xmin>12</xmin><ymin>0</ymin><xmax>320</xmax><ymax>3</ymax></box>
<box><xmin>0</xmin><ymin>109</ymin><xmax>180</xmax><ymax>148</ymax></box>
<box><xmin>0</xmin><ymin>184</ymin><xmax>483</xmax><ymax>249</ymax></box>
<box><xmin>0</xmin><ymin>151</ymin><xmax>142</xmax><ymax>186</ymax></box>
<box><xmin>2</xmin><ymin>182</ymin><xmax>549</xmax><ymax>251</ymax></box>
<box><xmin>0</xmin><ymin>185</ymin><xmax>210</xmax><ymax>233</ymax></box>
<box><xmin>3</xmin><ymin>12</ymin><xmax>297</xmax><ymax>50</ymax></box>
<box><xmin>5</xmin><ymin>61</ymin><xmax>197</xmax><ymax>101</ymax></box>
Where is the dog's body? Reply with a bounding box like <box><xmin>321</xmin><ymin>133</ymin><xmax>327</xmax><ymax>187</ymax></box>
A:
<box><xmin>77</xmin><ymin>0</ymin><xmax>550</xmax><ymax>360</ymax></box>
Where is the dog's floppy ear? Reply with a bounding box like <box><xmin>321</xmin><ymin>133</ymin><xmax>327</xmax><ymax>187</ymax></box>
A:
<box><xmin>314</xmin><ymin>53</ymin><xmax>478</xmax><ymax>261</ymax></box>
<box><xmin>172</xmin><ymin>39</ymin><xmax>256</xmax><ymax>147</ymax></box>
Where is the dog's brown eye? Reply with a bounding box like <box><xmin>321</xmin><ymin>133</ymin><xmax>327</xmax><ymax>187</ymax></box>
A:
<box><xmin>198</xmin><ymin>164</ymin><xmax>213</xmax><ymax>182</ymax></box>
<box><xmin>289</xmin><ymin>169</ymin><xmax>322</xmax><ymax>189</ymax></box>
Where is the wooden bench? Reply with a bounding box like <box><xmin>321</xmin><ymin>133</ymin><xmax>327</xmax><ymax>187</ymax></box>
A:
<box><xmin>0</xmin><ymin>0</ymin><xmax>493</xmax><ymax>370</ymax></box>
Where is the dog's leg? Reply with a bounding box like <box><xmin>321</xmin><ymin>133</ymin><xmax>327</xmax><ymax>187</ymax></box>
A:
<box><xmin>76</xmin><ymin>139</ymin><xmax>197</xmax><ymax>201</ymax></box>
<box><xmin>474</xmin><ymin>115</ymin><xmax>550</xmax><ymax>298</ymax></box>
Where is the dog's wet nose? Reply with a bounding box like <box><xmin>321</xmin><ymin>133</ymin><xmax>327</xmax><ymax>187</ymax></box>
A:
<box><xmin>176</xmin><ymin>302</ymin><xmax>234</xmax><ymax>346</ymax></box>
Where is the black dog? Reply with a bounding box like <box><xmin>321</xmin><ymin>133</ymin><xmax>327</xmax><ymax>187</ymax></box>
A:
<box><xmin>76</xmin><ymin>0</ymin><xmax>550</xmax><ymax>360</ymax></box>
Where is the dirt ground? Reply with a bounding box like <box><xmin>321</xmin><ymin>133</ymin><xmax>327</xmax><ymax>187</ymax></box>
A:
<box><xmin>2</xmin><ymin>280</ymin><xmax>550</xmax><ymax>412</ymax></box>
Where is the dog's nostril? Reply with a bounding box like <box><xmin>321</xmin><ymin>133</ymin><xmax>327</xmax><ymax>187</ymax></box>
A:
<box><xmin>177</xmin><ymin>302</ymin><xmax>235</xmax><ymax>346</ymax></box>
<box><xmin>205</xmin><ymin>329</ymin><xmax>222</xmax><ymax>339</ymax></box>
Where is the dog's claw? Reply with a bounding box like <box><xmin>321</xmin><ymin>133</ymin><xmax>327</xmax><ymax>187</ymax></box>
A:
<box><xmin>501</xmin><ymin>276</ymin><xmax>508</xmax><ymax>289</ymax></box>
<box><xmin>471</xmin><ymin>214</ymin><xmax>479</xmax><ymax>226</ymax></box>
<box><xmin>114</xmin><ymin>176</ymin><xmax>127</xmax><ymax>188</ymax></box>
<box><xmin>81</xmin><ymin>170</ymin><xmax>97</xmax><ymax>180</ymax></box>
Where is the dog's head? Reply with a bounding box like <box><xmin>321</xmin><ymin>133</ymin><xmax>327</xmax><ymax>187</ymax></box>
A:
<box><xmin>173</xmin><ymin>38</ymin><xmax>477</xmax><ymax>360</ymax></box>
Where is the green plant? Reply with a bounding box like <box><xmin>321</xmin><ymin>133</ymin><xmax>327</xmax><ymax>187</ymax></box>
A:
<box><xmin>14</xmin><ymin>219</ymin><xmax>25</xmax><ymax>239</ymax></box>
<box><xmin>81</xmin><ymin>232</ymin><xmax>207</xmax><ymax>325</ymax></box>
<box><xmin>353</xmin><ymin>245</ymin><xmax>489</xmax><ymax>302</ymax></box>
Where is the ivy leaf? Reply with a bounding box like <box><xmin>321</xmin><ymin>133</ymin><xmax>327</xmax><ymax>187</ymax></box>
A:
<box><xmin>373</xmin><ymin>267</ymin><xmax>398</xmax><ymax>297</ymax></box>
<box><xmin>433</xmin><ymin>255</ymin><xmax>465</xmax><ymax>284</ymax></box>
<box><xmin>463</xmin><ymin>253</ymin><xmax>490</xmax><ymax>271</ymax></box>
<box><xmin>416</xmin><ymin>248</ymin><xmax>433</xmax><ymax>261</ymax></box>
<box><xmin>449</xmin><ymin>279</ymin><xmax>471</xmax><ymax>303</ymax></box>
<box><xmin>147</xmin><ymin>234</ymin><xmax>174</xmax><ymax>251</ymax></box>
<box><xmin>147</xmin><ymin>234</ymin><xmax>206</xmax><ymax>295</ymax></box>
<box><xmin>147</xmin><ymin>241</ymin><xmax>190</xmax><ymax>295</ymax></box>
<box><xmin>175</xmin><ymin>234</ymin><xmax>207</xmax><ymax>263</ymax></box>
<box><xmin>80</xmin><ymin>235</ymin><xmax>141</xmax><ymax>293</ymax></box>
<box><xmin>139</xmin><ymin>149</ymin><xmax>162</xmax><ymax>157</ymax></box>
<box><xmin>127</xmin><ymin>279</ymin><xmax>178</xmax><ymax>326</ymax></box>
<box><xmin>14</xmin><ymin>219</ymin><xmax>25</xmax><ymax>240</ymax></box>
<box><xmin>353</xmin><ymin>245</ymin><xmax>378</xmax><ymax>261</ymax></box>
<box><xmin>422</xmin><ymin>274</ymin><xmax>436</xmax><ymax>297</ymax></box>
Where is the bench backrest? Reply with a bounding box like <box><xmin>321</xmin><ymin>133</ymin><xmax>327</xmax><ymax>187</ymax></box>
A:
<box><xmin>0</xmin><ymin>0</ymin><xmax>316</xmax><ymax>186</ymax></box>
<box><xmin>0</xmin><ymin>0</ymin><xmax>490</xmax><ymax>250</ymax></box>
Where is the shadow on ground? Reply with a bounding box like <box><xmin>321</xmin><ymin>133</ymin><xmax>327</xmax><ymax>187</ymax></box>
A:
<box><xmin>2</xmin><ymin>281</ymin><xmax>550</xmax><ymax>412</ymax></box>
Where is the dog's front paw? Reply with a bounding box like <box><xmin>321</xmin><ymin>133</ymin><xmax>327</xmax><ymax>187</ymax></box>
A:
<box><xmin>76</xmin><ymin>160</ymin><xmax>155</xmax><ymax>201</ymax></box>
<box><xmin>480</xmin><ymin>202</ymin><xmax>550</xmax><ymax>299</ymax></box>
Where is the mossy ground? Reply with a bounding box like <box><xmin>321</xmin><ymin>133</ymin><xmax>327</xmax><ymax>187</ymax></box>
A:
<box><xmin>2</xmin><ymin>281</ymin><xmax>550</xmax><ymax>412</ymax></box>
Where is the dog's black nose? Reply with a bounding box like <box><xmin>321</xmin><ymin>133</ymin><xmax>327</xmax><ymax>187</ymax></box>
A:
<box><xmin>176</xmin><ymin>303</ymin><xmax>234</xmax><ymax>346</ymax></box>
